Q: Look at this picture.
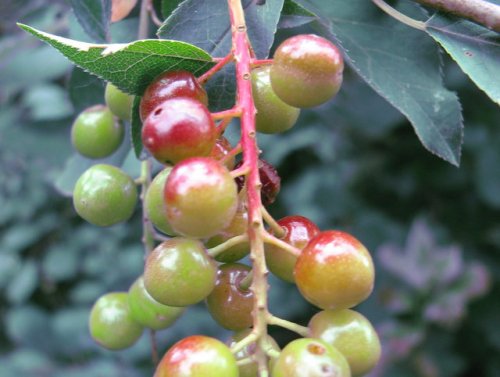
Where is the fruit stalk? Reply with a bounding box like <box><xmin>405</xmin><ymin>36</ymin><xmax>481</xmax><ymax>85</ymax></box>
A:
<box><xmin>227</xmin><ymin>0</ymin><xmax>270</xmax><ymax>375</ymax></box>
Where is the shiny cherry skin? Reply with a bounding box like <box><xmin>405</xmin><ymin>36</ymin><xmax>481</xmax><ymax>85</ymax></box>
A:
<box><xmin>270</xmin><ymin>34</ymin><xmax>344</xmax><ymax>108</ymax></box>
<box><xmin>206</xmin><ymin>263</ymin><xmax>253</xmax><ymax>330</ymax></box>
<box><xmin>228</xmin><ymin>329</ymin><xmax>280</xmax><ymax>377</ymax></box>
<box><xmin>144</xmin><ymin>237</ymin><xmax>217</xmax><ymax>307</ymax></box>
<box><xmin>140</xmin><ymin>70</ymin><xmax>208</xmax><ymax>121</ymax></box>
<box><xmin>164</xmin><ymin>157</ymin><xmax>238</xmax><ymax>239</ymax></box>
<box><xmin>308</xmin><ymin>309</ymin><xmax>381</xmax><ymax>376</ymax></box>
<box><xmin>235</xmin><ymin>159</ymin><xmax>281</xmax><ymax>206</ymax></box>
<box><xmin>71</xmin><ymin>105</ymin><xmax>124</xmax><ymax>159</ymax></box>
<box><xmin>128</xmin><ymin>276</ymin><xmax>185</xmax><ymax>330</ymax></box>
<box><xmin>73</xmin><ymin>164</ymin><xmax>137</xmax><ymax>226</ymax></box>
<box><xmin>265</xmin><ymin>215</ymin><xmax>320</xmax><ymax>283</ymax></box>
<box><xmin>272</xmin><ymin>338</ymin><xmax>350</xmax><ymax>377</ymax></box>
<box><xmin>145</xmin><ymin>167</ymin><xmax>177</xmax><ymax>236</ymax></box>
<box><xmin>89</xmin><ymin>292</ymin><xmax>143</xmax><ymax>350</ymax></box>
<box><xmin>154</xmin><ymin>335</ymin><xmax>239</xmax><ymax>377</ymax></box>
<box><xmin>111</xmin><ymin>0</ymin><xmax>137</xmax><ymax>22</ymax></box>
<box><xmin>251</xmin><ymin>65</ymin><xmax>300</xmax><ymax>134</ymax></box>
<box><xmin>142</xmin><ymin>97</ymin><xmax>216</xmax><ymax>165</ymax></box>
<box><xmin>105</xmin><ymin>82</ymin><xmax>133</xmax><ymax>121</ymax></box>
<box><xmin>209</xmin><ymin>136</ymin><xmax>236</xmax><ymax>170</ymax></box>
<box><xmin>294</xmin><ymin>231</ymin><xmax>374</xmax><ymax>310</ymax></box>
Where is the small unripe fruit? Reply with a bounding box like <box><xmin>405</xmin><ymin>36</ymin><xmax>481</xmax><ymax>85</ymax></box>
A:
<box><xmin>271</xmin><ymin>34</ymin><xmax>344</xmax><ymax>108</ymax></box>
<box><xmin>89</xmin><ymin>292</ymin><xmax>143</xmax><ymax>350</ymax></box>
<box><xmin>144</xmin><ymin>238</ymin><xmax>217</xmax><ymax>306</ymax></box>
<box><xmin>251</xmin><ymin>65</ymin><xmax>300</xmax><ymax>134</ymax></box>
<box><xmin>140</xmin><ymin>70</ymin><xmax>208</xmax><ymax>121</ymax></box>
<box><xmin>308</xmin><ymin>309</ymin><xmax>381</xmax><ymax>376</ymax></box>
<box><xmin>295</xmin><ymin>230</ymin><xmax>374</xmax><ymax>310</ymax></box>
<box><xmin>165</xmin><ymin>157</ymin><xmax>238</xmax><ymax>238</ymax></box>
<box><xmin>73</xmin><ymin>164</ymin><xmax>137</xmax><ymax>226</ymax></box>
<box><xmin>105</xmin><ymin>82</ymin><xmax>133</xmax><ymax>121</ymax></box>
<box><xmin>128</xmin><ymin>276</ymin><xmax>185</xmax><ymax>330</ymax></box>
<box><xmin>272</xmin><ymin>338</ymin><xmax>350</xmax><ymax>377</ymax></box>
<box><xmin>145</xmin><ymin>167</ymin><xmax>176</xmax><ymax>236</ymax></box>
<box><xmin>71</xmin><ymin>105</ymin><xmax>124</xmax><ymax>159</ymax></box>
<box><xmin>142</xmin><ymin>97</ymin><xmax>216</xmax><ymax>164</ymax></box>
<box><xmin>155</xmin><ymin>335</ymin><xmax>239</xmax><ymax>377</ymax></box>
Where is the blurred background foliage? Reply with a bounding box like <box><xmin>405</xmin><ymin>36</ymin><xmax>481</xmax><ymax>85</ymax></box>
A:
<box><xmin>1</xmin><ymin>1</ymin><xmax>499</xmax><ymax>376</ymax></box>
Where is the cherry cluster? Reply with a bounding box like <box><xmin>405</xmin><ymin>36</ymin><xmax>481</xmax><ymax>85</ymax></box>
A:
<box><xmin>70</xmin><ymin>33</ymin><xmax>381</xmax><ymax>377</ymax></box>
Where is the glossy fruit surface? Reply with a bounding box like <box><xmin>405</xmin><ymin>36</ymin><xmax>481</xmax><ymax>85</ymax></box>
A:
<box><xmin>128</xmin><ymin>276</ymin><xmax>185</xmax><ymax>330</ymax></box>
<box><xmin>140</xmin><ymin>70</ymin><xmax>208</xmax><ymax>121</ymax></box>
<box><xmin>111</xmin><ymin>0</ymin><xmax>137</xmax><ymax>22</ymax></box>
<box><xmin>206</xmin><ymin>206</ymin><xmax>249</xmax><ymax>263</ymax></box>
<box><xmin>228</xmin><ymin>329</ymin><xmax>280</xmax><ymax>377</ymax></box>
<box><xmin>272</xmin><ymin>338</ymin><xmax>350</xmax><ymax>377</ymax></box>
<box><xmin>295</xmin><ymin>231</ymin><xmax>374</xmax><ymax>310</ymax></box>
<box><xmin>73</xmin><ymin>164</ymin><xmax>137</xmax><ymax>226</ymax></box>
<box><xmin>308</xmin><ymin>309</ymin><xmax>381</xmax><ymax>376</ymax></box>
<box><xmin>235</xmin><ymin>159</ymin><xmax>280</xmax><ymax>206</ymax></box>
<box><xmin>89</xmin><ymin>292</ymin><xmax>143</xmax><ymax>350</ymax></box>
<box><xmin>270</xmin><ymin>34</ymin><xmax>344</xmax><ymax>108</ymax></box>
<box><xmin>155</xmin><ymin>335</ymin><xmax>239</xmax><ymax>377</ymax></box>
<box><xmin>206</xmin><ymin>263</ymin><xmax>253</xmax><ymax>330</ymax></box>
<box><xmin>105</xmin><ymin>82</ymin><xmax>133</xmax><ymax>121</ymax></box>
<box><xmin>210</xmin><ymin>137</ymin><xmax>236</xmax><ymax>170</ymax></box>
<box><xmin>165</xmin><ymin>157</ymin><xmax>238</xmax><ymax>238</ymax></box>
<box><xmin>142</xmin><ymin>97</ymin><xmax>216</xmax><ymax>164</ymax></box>
<box><xmin>265</xmin><ymin>215</ymin><xmax>320</xmax><ymax>283</ymax></box>
<box><xmin>251</xmin><ymin>65</ymin><xmax>300</xmax><ymax>134</ymax></box>
<box><xmin>71</xmin><ymin>105</ymin><xmax>124</xmax><ymax>159</ymax></box>
<box><xmin>145</xmin><ymin>167</ymin><xmax>176</xmax><ymax>236</ymax></box>
<box><xmin>144</xmin><ymin>237</ymin><xmax>217</xmax><ymax>306</ymax></box>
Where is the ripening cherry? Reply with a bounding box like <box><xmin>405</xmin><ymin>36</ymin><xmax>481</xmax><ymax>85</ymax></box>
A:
<box><xmin>308</xmin><ymin>309</ymin><xmax>381</xmax><ymax>376</ymax></box>
<box><xmin>294</xmin><ymin>231</ymin><xmax>375</xmax><ymax>310</ymax></box>
<box><xmin>145</xmin><ymin>167</ymin><xmax>177</xmax><ymax>236</ymax></box>
<box><xmin>164</xmin><ymin>157</ymin><xmax>238</xmax><ymax>239</ymax></box>
<box><xmin>142</xmin><ymin>97</ymin><xmax>217</xmax><ymax>165</ymax></box>
<box><xmin>144</xmin><ymin>237</ymin><xmax>217</xmax><ymax>307</ymax></box>
<box><xmin>209</xmin><ymin>136</ymin><xmax>236</xmax><ymax>170</ymax></box>
<box><xmin>140</xmin><ymin>70</ymin><xmax>208</xmax><ymax>121</ymax></box>
<box><xmin>272</xmin><ymin>338</ymin><xmax>350</xmax><ymax>377</ymax></box>
<box><xmin>154</xmin><ymin>335</ymin><xmax>239</xmax><ymax>377</ymax></box>
<box><xmin>88</xmin><ymin>292</ymin><xmax>143</xmax><ymax>350</ymax></box>
<box><xmin>270</xmin><ymin>34</ymin><xmax>344</xmax><ymax>108</ymax></box>
<box><xmin>265</xmin><ymin>215</ymin><xmax>320</xmax><ymax>283</ymax></box>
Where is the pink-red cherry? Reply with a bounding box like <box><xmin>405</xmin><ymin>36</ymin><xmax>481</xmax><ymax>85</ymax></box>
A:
<box><xmin>141</xmin><ymin>97</ymin><xmax>216</xmax><ymax>164</ymax></box>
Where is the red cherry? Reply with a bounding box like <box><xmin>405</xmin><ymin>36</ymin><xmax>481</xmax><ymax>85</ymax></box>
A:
<box><xmin>235</xmin><ymin>158</ymin><xmax>281</xmax><ymax>205</ymax></box>
<box><xmin>140</xmin><ymin>70</ymin><xmax>208</xmax><ymax>121</ymax></box>
<box><xmin>141</xmin><ymin>97</ymin><xmax>216</xmax><ymax>164</ymax></box>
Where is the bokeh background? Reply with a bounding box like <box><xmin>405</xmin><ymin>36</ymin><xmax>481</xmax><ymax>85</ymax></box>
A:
<box><xmin>1</xmin><ymin>1</ymin><xmax>499</xmax><ymax>376</ymax></box>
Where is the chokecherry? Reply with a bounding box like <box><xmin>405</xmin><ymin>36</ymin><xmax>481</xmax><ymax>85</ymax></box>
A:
<box><xmin>145</xmin><ymin>167</ymin><xmax>177</xmax><ymax>236</ymax></box>
<box><xmin>105</xmin><ymin>82</ymin><xmax>133</xmax><ymax>121</ymax></box>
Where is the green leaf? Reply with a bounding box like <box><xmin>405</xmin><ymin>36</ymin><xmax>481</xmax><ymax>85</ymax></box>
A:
<box><xmin>161</xmin><ymin>0</ymin><xmax>184</xmax><ymax>19</ymax></box>
<box><xmin>279</xmin><ymin>0</ymin><xmax>317</xmax><ymax>29</ymax></box>
<box><xmin>426</xmin><ymin>14</ymin><xmax>500</xmax><ymax>105</ymax></box>
<box><xmin>68</xmin><ymin>0</ymin><xmax>111</xmax><ymax>43</ymax></box>
<box><xmin>6</xmin><ymin>260</ymin><xmax>38</xmax><ymax>304</ymax></box>
<box><xmin>18</xmin><ymin>23</ymin><xmax>214</xmax><ymax>96</ymax></box>
<box><xmin>306</xmin><ymin>0</ymin><xmax>464</xmax><ymax>165</ymax></box>
<box><xmin>130</xmin><ymin>96</ymin><xmax>144</xmax><ymax>158</ymax></box>
<box><xmin>68</xmin><ymin>67</ymin><xmax>106</xmax><ymax>113</ymax></box>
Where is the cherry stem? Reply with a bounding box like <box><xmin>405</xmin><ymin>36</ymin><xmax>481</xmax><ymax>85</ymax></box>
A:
<box><xmin>216</xmin><ymin>117</ymin><xmax>233</xmax><ymax>135</ymax></box>
<box><xmin>263</xmin><ymin>232</ymin><xmax>301</xmax><ymax>257</ymax></box>
<box><xmin>148</xmin><ymin>0</ymin><xmax>163</xmax><ymax>26</ymax></box>
<box><xmin>266</xmin><ymin>348</ymin><xmax>280</xmax><ymax>359</ymax></box>
<box><xmin>267</xmin><ymin>314</ymin><xmax>309</xmax><ymax>337</ymax></box>
<box><xmin>239</xmin><ymin>270</ymin><xmax>253</xmax><ymax>291</ymax></box>
<box><xmin>150</xmin><ymin>329</ymin><xmax>159</xmax><ymax>365</ymax></box>
<box><xmin>371</xmin><ymin>0</ymin><xmax>426</xmax><ymax>31</ymax></box>
<box><xmin>230</xmin><ymin>331</ymin><xmax>258</xmax><ymax>354</ymax></box>
<box><xmin>206</xmin><ymin>234</ymin><xmax>248</xmax><ymax>258</ymax></box>
<box><xmin>198</xmin><ymin>52</ymin><xmax>234</xmax><ymax>84</ymax></box>
<box><xmin>251</xmin><ymin>59</ymin><xmax>273</xmax><ymax>67</ymax></box>
<box><xmin>221</xmin><ymin>142</ymin><xmax>242</xmax><ymax>166</ymax></box>
<box><xmin>261</xmin><ymin>206</ymin><xmax>286</xmax><ymax>238</ymax></box>
<box><xmin>212</xmin><ymin>107</ymin><xmax>242</xmax><ymax>120</ymax></box>
<box><xmin>236</xmin><ymin>357</ymin><xmax>255</xmax><ymax>366</ymax></box>
<box><xmin>230</xmin><ymin>164</ymin><xmax>250</xmax><ymax>178</ymax></box>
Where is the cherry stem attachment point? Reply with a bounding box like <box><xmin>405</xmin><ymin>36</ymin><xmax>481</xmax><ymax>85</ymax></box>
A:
<box><xmin>221</xmin><ymin>142</ymin><xmax>242</xmax><ymax>166</ymax></box>
<box><xmin>263</xmin><ymin>232</ymin><xmax>301</xmax><ymax>257</ymax></box>
<box><xmin>261</xmin><ymin>206</ymin><xmax>286</xmax><ymax>238</ymax></box>
<box><xmin>212</xmin><ymin>107</ymin><xmax>242</xmax><ymax>120</ymax></box>
<box><xmin>231</xmin><ymin>331</ymin><xmax>258</xmax><ymax>354</ymax></box>
<box><xmin>198</xmin><ymin>53</ymin><xmax>234</xmax><ymax>84</ymax></box>
<box><xmin>239</xmin><ymin>270</ymin><xmax>253</xmax><ymax>291</ymax></box>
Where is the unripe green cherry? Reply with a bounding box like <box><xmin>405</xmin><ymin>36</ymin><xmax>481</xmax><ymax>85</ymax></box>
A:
<box><xmin>155</xmin><ymin>335</ymin><xmax>239</xmax><ymax>377</ymax></box>
<box><xmin>270</xmin><ymin>34</ymin><xmax>344</xmax><ymax>108</ymax></box>
<box><xmin>308</xmin><ymin>309</ymin><xmax>381</xmax><ymax>376</ymax></box>
<box><xmin>144</xmin><ymin>237</ymin><xmax>217</xmax><ymax>306</ymax></box>
<box><xmin>145</xmin><ymin>167</ymin><xmax>176</xmax><ymax>236</ymax></box>
<box><xmin>252</xmin><ymin>65</ymin><xmax>300</xmax><ymax>134</ymax></box>
<box><xmin>105</xmin><ymin>82</ymin><xmax>133</xmax><ymax>121</ymax></box>
<box><xmin>272</xmin><ymin>338</ymin><xmax>350</xmax><ymax>377</ymax></box>
<box><xmin>73</xmin><ymin>164</ymin><xmax>138</xmax><ymax>226</ymax></box>
<box><xmin>89</xmin><ymin>292</ymin><xmax>143</xmax><ymax>350</ymax></box>
<box><xmin>71</xmin><ymin>105</ymin><xmax>124</xmax><ymax>159</ymax></box>
<box><xmin>128</xmin><ymin>276</ymin><xmax>185</xmax><ymax>330</ymax></box>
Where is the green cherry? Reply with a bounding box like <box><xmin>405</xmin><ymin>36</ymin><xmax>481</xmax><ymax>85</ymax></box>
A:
<box><xmin>105</xmin><ymin>82</ymin><xmax>133</xmax><ymax>121</ymax></box>
<box><xmin>145</xmin><ymin>167</ymin><xmax>177</xmax><ymax>236</ymax></box>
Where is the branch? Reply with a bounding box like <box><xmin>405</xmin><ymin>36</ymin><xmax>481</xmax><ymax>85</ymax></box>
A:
<box><xmin>413</xmin><ymin>0</ymin><xmax>500</xmax><ymax>32</ymax></box>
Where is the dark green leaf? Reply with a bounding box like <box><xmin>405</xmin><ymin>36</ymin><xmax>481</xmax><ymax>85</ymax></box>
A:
<box><xmin>306</xmin><ymin>0</ymin><xmax>464</xmax><ymax>165</ymax></box>
<box><xmin>68</xmin><ymin>67</ymin><xmax>105</xmax><ymax>113</ymax></box>
<box><xmin>18</xmin><ymin>23</ymin><xmax>214</xmax><ymax>96</ymax></box>
<box><xmin>279</xmin><ymin>0</ymin><xmax>316</xmax><ymax>29</ymax></box>
<box><xmin>22</xmin><ymin>84</ymin><xmax>73</xmax><ymax>120</ymax></box>
<box><xmin>6</xmin><ymin>259</ymin><xmax>38</xmax><ymax>304</ymax></box>
<box><xmin>68</xmin><ymin>0</ymin><xmax>111</xmax><ymax>43</ymax></box>
<box><xmin>130</xmin><ymin>95</ymin><xmax>145</xmax><ymax>158</ymax></box>
<box><xmin>426</xmin><ymin>14</ymin><xmax>500</xmax><ymax>105</ymax></box>
<box><xmin>161</xmin><ymin>0</ymin><xmax>183</xmax><ymax>19</ymax></box>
